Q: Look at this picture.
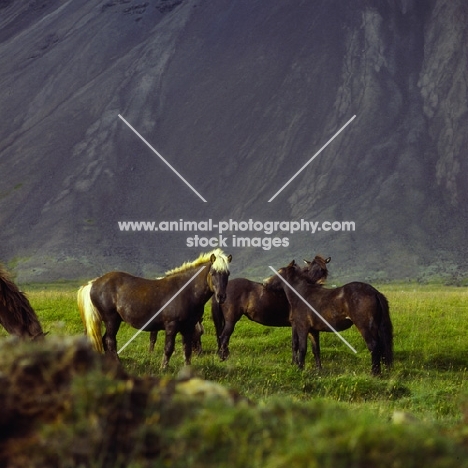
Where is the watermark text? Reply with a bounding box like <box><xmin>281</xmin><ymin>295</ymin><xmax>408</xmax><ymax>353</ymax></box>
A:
<box><xmin>118</xmin><ymin>219</ymin><xmax>355</xmax><ymax>250</ymax></box>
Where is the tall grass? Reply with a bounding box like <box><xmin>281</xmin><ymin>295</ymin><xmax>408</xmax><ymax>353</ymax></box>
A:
<box><xmin>2</xmin><ymin>281</ymin><xmax>468</xmax><ymax>466</ymax></box>
<box><xmin>6</xmin><ymin>281</ymin><xmax>465</xmax><ymax>424</ymax></box>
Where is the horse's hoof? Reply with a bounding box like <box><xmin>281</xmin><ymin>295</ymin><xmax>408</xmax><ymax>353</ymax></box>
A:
<box><xmin>219</xmin><ymin>354</ymin><xmax>228</xmax><ymax>362</ymax></box>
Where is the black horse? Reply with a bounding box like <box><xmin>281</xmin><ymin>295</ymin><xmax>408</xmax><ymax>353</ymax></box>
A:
<box><xmin>212</xmin><ymin>255</ymin><xmax>330</xmax><ymax>360</ymax></box>
<box><xmin>264</xmin><ymin>260</ymin><xmax>393</xmax><ymax>375</ymax></box>
<box><xmin>0</xmin><ymin>264</ymin><xmax>45</xmax><ymax>339</ymax></box>
<box><xmin>78</xmin><ymin>249</ymin><xmax>232</xmax><ymax>369</ymax></box>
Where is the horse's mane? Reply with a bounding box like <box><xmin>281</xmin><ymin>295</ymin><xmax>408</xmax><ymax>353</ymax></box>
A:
<box><xmin>0</xmin><ymin>264</ymin><xmax>43</xmax><ymax>336</ymax></box>
<box><xmin>165</xmin><ymin>249</ymin><xmax>231</xmax><ymax>276</ymax></box>
<box><xmin>0</xmin><ymin>264</ymin><xmax>29</xmax><ymax>311</ymax></box>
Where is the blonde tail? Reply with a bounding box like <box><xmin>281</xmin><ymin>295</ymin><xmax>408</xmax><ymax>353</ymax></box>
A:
<box><xmin>77</xmin><ymin>281</ymin><xmax>104</xmax><ymax>353</ymax></box>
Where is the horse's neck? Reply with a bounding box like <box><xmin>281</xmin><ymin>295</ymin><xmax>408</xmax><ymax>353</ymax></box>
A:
<box><xmin>285</xmin><ymin>276</ymin><xmax>322</xmax><ymax>300</ymax></box>
<box><xmin>179</xmin><ymin>264</ymin><xmax>212</xmax><ymax>296</ymax></box>
<box><xmin>260</xmin><ymin>281</ymin><xmax>283</xmax><ymax>296</ymax></box>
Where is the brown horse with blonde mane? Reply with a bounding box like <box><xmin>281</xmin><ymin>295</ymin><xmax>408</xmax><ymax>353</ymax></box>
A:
<box><xmin>0</xmin><ymin>264</ymin><xmax>45</xmax><ymax>339</ymax></box>
<box><xmin>78</xmin><ymin>249</ymin><xmax>232</xmax><ymax>369</ymax></box>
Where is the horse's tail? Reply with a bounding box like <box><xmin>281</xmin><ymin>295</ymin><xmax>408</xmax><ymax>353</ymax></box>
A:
<box><xmin>211</xmin><ymin>295</ymin><xmax>225</xmax><ymax>348</ymax></box>
<box><xmin>77</xmin><ymin>281</ymin><xmax>103</xmax><ymax>353</ymax></box>
<box><xmin>377</xmin><ymin>292</ymin><xmax>393</xmax><ymax>368</ymax></box>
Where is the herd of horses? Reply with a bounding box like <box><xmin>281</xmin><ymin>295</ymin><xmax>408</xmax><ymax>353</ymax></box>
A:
<box><xmin>0</xmin><ymin>248</ymin><xmax>393</xmax><ymax>375</ymax></box>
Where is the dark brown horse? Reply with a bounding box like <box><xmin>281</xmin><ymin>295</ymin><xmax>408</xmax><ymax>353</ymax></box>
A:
<box><xmin>212</xmin><ymin>255</ymin><xmax>330</xmax><ymax>360</ymax></box>
<box><xmin>0</xmin><ymin>264</ymin><xmax>45</xmax><ymax>339</ymax></box>
<box><xmin>77</xmin><ymin>249</ymin><xmax>232</xmax><ymax>369</ymax></box>
<box><xmin>264</xmin><ymin>260</ymin><xmax>393</xmax><ymax>375</ymax></box>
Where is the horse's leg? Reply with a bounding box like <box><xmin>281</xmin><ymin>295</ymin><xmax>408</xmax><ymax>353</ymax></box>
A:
<box><xmin>369</xmin><ymin>334</ymin><xmax>383</xmax><ymax>376</ymax></box>
<box><xmin>161</xmin><ymin>321</ymin><xmax>178</xmax><ymax>370</ymax></box>
<box><xmin>355</xmin><ymin>324</ymin><xmax>381</xmax><ymax>376</ymax></box>
<box><xmin>291</xmin><ymin>325</ymin><xmax>299</xmax><ymax>365</ymax></box>
<box><xmin>308</xmin><ymin>330</ymin><xmax>322</xmax><ymax>370</ymax></box>
<box><xmin>211</xmin><ymin>299</ymin><xmax>224</xmax><ymax>350</ymax></box>
<box><xmin>181</xmin><ymin>328</ymin><xmax>194</xmax><ymax>366</ymax></box>
<box><xmin>149</xmin><ymin>331</ymin><xmax>157</xmax><ymax>353</ymax></box>
<box><xmin>369</xmin><ymin>339</ymin><xmax>382</xmax><ymax>376</ymax></box>
<box><xmin>192</xmin><ymin>322</ymin><xmax>204</xmax><ymax>355</ymax></box>
<box><xmin>219</xmin><ymin>320</ymin><xmax>236</xmax><ymax>360</ymax></box>
<box><xmin>102</xmin><ymin>314</ymin><xmax>122</xmax><ymax>361</ymax></box>
<box><xmin>294</xmin><ymin>324</ymin><xmax>308</xmax><ymax>370</ymax></box>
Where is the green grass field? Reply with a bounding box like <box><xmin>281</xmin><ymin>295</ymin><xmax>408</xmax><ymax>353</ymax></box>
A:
<box><xmin>3</xmin><ymin>281</ymin><xmax>468</xmax><ymax>466</ymax></box>
<box><xmin>9</xmin><ymin>282</ymin><xmax>468</xmax><ymax>420</ymax></box>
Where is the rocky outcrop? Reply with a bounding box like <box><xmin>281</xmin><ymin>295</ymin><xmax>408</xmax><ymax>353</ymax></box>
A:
<box><xmin>0</xmin><ymin>0</ymin><xmax>466</xmax><ymax>281</ymax></box>
<box><xmin>418</xmin><ymin>0</ymin><xmax>468</xmax><ymax>208</ymax></box>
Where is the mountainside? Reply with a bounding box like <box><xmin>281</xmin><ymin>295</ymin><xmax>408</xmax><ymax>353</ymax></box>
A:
<box><xmin>0</xmin><ymin>0</ymin><xmax>467</xmax><ymax>282</ymax></box>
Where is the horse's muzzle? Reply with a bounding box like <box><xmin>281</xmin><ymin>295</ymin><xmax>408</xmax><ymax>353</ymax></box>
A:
<box><xmin>217</xmin><ymin>293</ymin><xmax>227</xmax><ymax>304</ymax></box>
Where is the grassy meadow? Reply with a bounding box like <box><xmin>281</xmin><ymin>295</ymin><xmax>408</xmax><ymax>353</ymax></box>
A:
<box><xmin>3</xmin><ymin>281</ymin><xmax>468</xmax><ymax>466</ymax></box>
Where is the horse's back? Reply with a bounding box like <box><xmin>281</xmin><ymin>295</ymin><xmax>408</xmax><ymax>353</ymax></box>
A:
<box><xmin>227</xmin><ymin>278</ymin><xmax>260</xmax><ymax>295</ymax></box>
<box><xmin>339</xmin><ymin>282</ymin><xmax>389</xmax><ymax>325</ymax></box>
<box><xmin>92</xmin><ymin>271</ymin><xmax>166</xmax><ymax>297</ymax></box>
<box><xmin>342</xmin><ymin>281</ymin><xmax>381</xmax><ymax>294</ymax></box>
<box><xmin>90</xmin><ymin>272</ymin><xmax>165</xmax><ymax>326</ymax></box>
<box><xmin>294</xmin><ymin>282</ymin><xmax>381</xmax><ymax>321</ymax></box>
<box><xmin>91</xmin><ymin>271</ymin><xmax>137</xmax><ymax>303</ymax></box>
<box><xmin>227</xmin><ymin>277</ymin><xmax>290</xmax><ymax>326</ymax></box>
<box><xmin>341</xmin><ymin>282</ymin><xmax>387</xmax><ymax>305</ymax></box>
<box><xmin>93</xmin><ymin>271</ymin><xmax>150</xmax><ymax>289</ymax></box>
<box><xmin>224</xmin><ymin>278</ymin><xmax>260</xmax><ymax>306</ymax></box>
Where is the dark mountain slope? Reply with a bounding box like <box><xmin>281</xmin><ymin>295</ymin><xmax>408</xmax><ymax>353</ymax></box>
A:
<box><xmin>0</xmin><ymin>0</ymin><xmax>466</xmax><ymax>282</ymax></box>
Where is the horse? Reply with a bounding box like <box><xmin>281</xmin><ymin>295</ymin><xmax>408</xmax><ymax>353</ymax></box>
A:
<box><xmin>212</xmin><ymin>255</ymin><xmax>330</xmax><ymax>360</ymax></box>
<box><xmin>0</xmin><ymin>264</ymin><xmax>45</xmax><ymax>339</ymax></box>
<box><xmin>264</xmin><ymin>260</ymin><xmax>393</xmax><ymax>376</ymax></box>
<box><xmin>77</xmin><ymin>249</ymin><xmax>232</xmax><ymax>369</ymax></box>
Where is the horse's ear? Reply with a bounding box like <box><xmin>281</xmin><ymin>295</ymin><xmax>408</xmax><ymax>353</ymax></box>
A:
<box><xmin>287</xmin><ymin>260</ymin><xmax>296</xmax><ymax>267</ymax></box>
<box><xmin>210</xmin><ymin>253</ymin><xmax>216</xmax><ymax>263</ymax></box>
<box><xmin>227</xmin><ymin>254</ymin><xmax>232</xmax><ymax>263</ymax></box>
<box><xmin>325</xmin><ymin>257</ymin><xmax>331</xmax><ymax>263</ymax></box>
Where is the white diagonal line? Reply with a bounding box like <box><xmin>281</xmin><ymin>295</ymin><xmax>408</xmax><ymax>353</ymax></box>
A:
<box><xmin>117</xmin><ymin>266</ymin><xmax>206</xmax><ymax>355</ymax></box>
<box><xmin>268</xmin><ymin>266</ymin><xmax>357</xmax><ymax>353</ymax></box>
<box><xmin>118</xmin><ymin>114</ymin><xmax>207</xmax><ymax>202</ymax></box>
<box><xmin>268</xmin><ymin>115</ymin><xmax>356</xmax><ymax>202</ymax></box>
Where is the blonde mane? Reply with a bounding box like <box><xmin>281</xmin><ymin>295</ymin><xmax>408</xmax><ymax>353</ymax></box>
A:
<box><xmin>165</xmin><ymin>249</ymin><xmax>231</xmax><ymax>276</ymax></box>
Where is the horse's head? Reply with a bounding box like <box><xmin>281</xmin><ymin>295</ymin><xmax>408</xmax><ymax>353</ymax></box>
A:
<box><xmin>33</xmin><ymin>331</ymin><xmax>49</xmax><ymax>340</ymax></box>
<box><xmin>208</xmin><ymin>251</ymin><xmax>232</xmax><ymax>304</ymax></box>
<box><xmin>263</xmin><ymin>259</ymin><xmax>301</xmax><ymax>290</ymax></box>
<box><xmin>303</xmin><ymin>255</ymin><xmax>331</xmax><ymax>284</ymax></box>
<box><xmin>264</xmin><ymin>256</ymin><xmax>330</xmax><ymax>291</ymax></box>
